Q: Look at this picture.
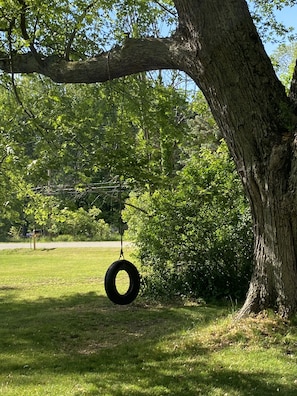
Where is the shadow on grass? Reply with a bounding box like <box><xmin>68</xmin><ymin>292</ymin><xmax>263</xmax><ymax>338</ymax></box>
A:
<box><xmin>0</xmin><ymin>292</ymin><xmax>296</xmax><ymax>395</ymax></box>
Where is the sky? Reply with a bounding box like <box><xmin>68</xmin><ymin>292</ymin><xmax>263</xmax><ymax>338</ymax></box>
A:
<box><xmin>264</xmin><ymin>4</ymin><xmax>297</xmax><ymax>54</ymax></box>
<box><xmin>275</xmin><ymin>4</ymin><xmax>297</xmax><ymax>28</ymax></box>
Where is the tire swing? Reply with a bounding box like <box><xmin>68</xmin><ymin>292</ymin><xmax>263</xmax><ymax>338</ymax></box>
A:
<box><xmin>104</xmin><ymin>259</ymin><xmax>140</xmax><ymax>305</ymax></box>
<box><xmin>104</xmin><ymin>181</ymin><xmax>140</xmax><ymax>305</ymax></box>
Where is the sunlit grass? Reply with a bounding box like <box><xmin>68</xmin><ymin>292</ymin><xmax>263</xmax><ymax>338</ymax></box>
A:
<box><xmin>0</xmin><ymin>248</ymin><xmax>297</xmax><ymax>395</ymax></box>
<box><xmin>0</xmin><ymin>247</ymin><xmax>132</xmax><ymax>300</ymax></box>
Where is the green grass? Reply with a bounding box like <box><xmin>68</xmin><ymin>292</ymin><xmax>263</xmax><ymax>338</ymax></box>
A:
<box><xmin>0</xmin><ymin>248</ymin><xmax>297</xmax><ymax>395</ymax></box>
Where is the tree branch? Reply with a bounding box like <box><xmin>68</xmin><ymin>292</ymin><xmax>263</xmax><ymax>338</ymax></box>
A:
<box><xmin>153</xmin><ymin>1</ymin><xmax>177</xmax><ymax>17</ymax></box>
<box><xmin>18</xmin><ymin>0</ymin><xmax>43</xmax><ymax>67</ymax></box>
<box><xmin>64</xmin><ymin>2</ymin><xmax>96</xmax><ymax>61</ymax></box>
<box><xmin>0</xmin><ymin>153</ymin><xmax>8</xmax><ymax>167</ymax></box>
<box><xmin>0</xmin><ymin>37</ymin><xmax>180</xmax><ymax>83</ymax></box>
<box><xmin>124</xmin><ymin>202</ymin><xmax>151</xmax><ymax>216</ymax></box>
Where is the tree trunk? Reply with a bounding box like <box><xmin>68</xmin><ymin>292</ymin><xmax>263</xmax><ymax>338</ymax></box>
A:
<box><xmin>174</xmin><ymin>0</ymin><xmax>297</xmax><ymax>317</ymax></box>
<box><xmin>239</xmin><ymin>163</ymin><xmax>297</xmax><ymax>318</ymax></box>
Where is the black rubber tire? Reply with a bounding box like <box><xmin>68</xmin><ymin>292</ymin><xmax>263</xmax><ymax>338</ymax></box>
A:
<box><xmin>104</xmin><ymin>259</ymin><xmax>140</xmax><ymax>305</ymax></box>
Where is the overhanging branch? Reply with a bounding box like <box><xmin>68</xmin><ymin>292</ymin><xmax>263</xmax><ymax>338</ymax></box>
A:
<box><xmin>0</xmin><ymin>37</ymin><xmax>180</xmax><ymax>83</ymax></box>
<box><xmin>64</xmin><ymin>1</ymin><xmax>96</xmax><ymax>61</ymax></box>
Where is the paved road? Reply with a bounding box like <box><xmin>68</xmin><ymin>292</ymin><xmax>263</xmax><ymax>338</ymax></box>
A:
<box><xmin>0</xmin><ymin>241</ymin><xmax>133</xmax><ymax>250</ymax></box>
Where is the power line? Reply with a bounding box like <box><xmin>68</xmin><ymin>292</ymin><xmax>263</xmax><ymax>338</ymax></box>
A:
<box><xmin>32</xmin><ymin>181</ymin><xmax>130</xmax><ymax>196</ymax></box>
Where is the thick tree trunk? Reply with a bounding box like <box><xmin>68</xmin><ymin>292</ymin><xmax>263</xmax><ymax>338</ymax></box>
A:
<box><xmin>239</xmin><ymin>168</ymin><xmax>297</xmax><ymax>317</ymax></box>
<box><xmin>174</xmin><ymin>0</ymin><xmax>297</xmax><ymax>317</ymax></box>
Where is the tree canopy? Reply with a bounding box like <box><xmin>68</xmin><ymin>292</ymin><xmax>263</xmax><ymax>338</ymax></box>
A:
<box><xmin>0</xmin><ymin>1</ymin><xmax>296</xmax><ymax>83</ymax></box>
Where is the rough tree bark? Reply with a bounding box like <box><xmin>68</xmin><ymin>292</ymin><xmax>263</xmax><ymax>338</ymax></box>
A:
<box><xmin>1</xmin><ymin>0</ymin><xmax>297</xmax><ymax>317</ymax></box>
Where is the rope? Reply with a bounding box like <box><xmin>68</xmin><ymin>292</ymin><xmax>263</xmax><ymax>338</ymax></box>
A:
<box><xmin>106</xmin><ymin>54</ymin><xmax>126</xmax><ymax>260</ymax></box>
<box><xmin>119</xmin><ymin>178</ymin><xmax>125</xmax><ymax>259</ymax></box>
<box><xmin>119</xmin><ymin>235</ymin><xmax>124</xmax><ymax>259</ymax></box>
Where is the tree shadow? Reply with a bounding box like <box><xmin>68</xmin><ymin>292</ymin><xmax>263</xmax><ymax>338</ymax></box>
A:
<box><xmin>0</xmin><ymin>292</ymin><xmax>213</xmax><ymax>366</ymax></box>
<box><xmin>0</xmin><ymin>286</ymin><xmax>18</xmax><ymax>291</ymax></box>
<box><xmin>0</xmin><ymin>292</ymin><xmax>296</xmax><ymax>395</ymax></box>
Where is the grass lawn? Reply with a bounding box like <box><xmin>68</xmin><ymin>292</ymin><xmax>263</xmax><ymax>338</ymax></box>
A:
<box><xmin>0</xmin><ymin>247</ymin><xmax>297</xmax><ymax>395</ymax></box>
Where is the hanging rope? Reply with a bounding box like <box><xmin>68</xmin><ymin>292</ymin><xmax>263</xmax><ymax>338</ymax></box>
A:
<box><xmin>118</xmin><ymin>177</ymin><xmax>125</xmax><ymax>259</ymax></box>
<box><xmin>106</xmin><ymin>53</ymin><xmax>126</xmax><ymax>260</ymax></box>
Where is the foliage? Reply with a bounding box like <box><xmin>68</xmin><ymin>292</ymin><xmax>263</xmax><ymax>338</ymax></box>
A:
<box><xmin>271</xmin><ymin>42</ymin><xmax>297</xmax><ymax>89</ymax></box>
<box><xmin>0</xmin><ymin>71</ymin><xmax>191</xmax><ymax>239</ymax></box>
<box><xmin>0</xmin><ymin>0</ymin><xmax>295</xmax><ymax>60</ymax></box>
<box><xmin>48</xmin><ymin>206</ymin><xmax>111</xmax><ymax>240</ymax></box>
<box><xmin>124</xmin><ymin>142</ymin><xmax>254</xmax><ymax>301</ymax></box>
<box><xmin>18</xmin><ymin>193</ymin><xmax>111</xmax><ymax>240</ymax></box>
<box><xmin>0</xmin><ymin>0</ymin><xmax>176</xmax><ymax>57</ymax></box>
<box><xmin>249</xmin><ymin>0</ymin><xmax>297</xmax><ymax>43</ymax></box>
<box><xmin>0</xmin><ymin>0</ymin><xmax>295</xmax><ymax>241</ymax></box>
<box><xmin>0</xmin><ymin>148</ymin><xmax>33</xmax><ymax>238</ymax></box>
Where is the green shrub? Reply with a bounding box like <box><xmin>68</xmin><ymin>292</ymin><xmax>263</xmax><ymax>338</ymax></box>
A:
<box><xmin>124</xmin><ymin>142</ymin><xmax>253</xmax><ymax>301</ymax></box>
<box><xmin>48</xmin><ymin>206</ymin><xmax>112</xmax><ymax>240</ymax></box>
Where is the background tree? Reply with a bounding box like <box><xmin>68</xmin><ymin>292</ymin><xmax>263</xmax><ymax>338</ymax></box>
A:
<box><xmin>272</xmin><ymin>42</ymin><xmax>297</xmax><ymax>90</ymax></box>
<box><xmin>0</xmin><ymin>0</ymin><xmax>297</xmax><ymax>317</ymax></box>
<box><xmin>0</xmin><ymin>64</ymin><xmax>192</xmax><ymax>238</ymax></box>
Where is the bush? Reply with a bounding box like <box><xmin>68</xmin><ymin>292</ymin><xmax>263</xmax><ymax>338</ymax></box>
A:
<box><xmin>48</xmin><ymin>206</ymin><xmax>112</xmax><ymax>240</ymax></box>
<box><xmin>123</xmin><ymin>142</ymin><xmax>253</xmax><ymax>302</ymax></box>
